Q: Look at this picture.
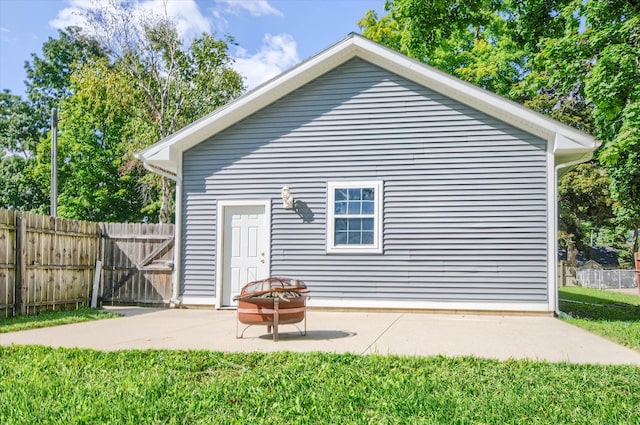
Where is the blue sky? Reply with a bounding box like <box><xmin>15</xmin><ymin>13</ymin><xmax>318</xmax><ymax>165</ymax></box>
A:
<box><xmin>0</xmin><ymin>0</ymin><xmax>383</xmax><ymax>96</ymax></box>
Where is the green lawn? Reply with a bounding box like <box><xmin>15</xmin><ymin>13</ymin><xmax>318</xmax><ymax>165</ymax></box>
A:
<box><xmin>0</xmin><ymin>346</ymin><xmax>639</xmax><ymax>424</ymax></box>
<box><xmin>0</xmin><ymin>307</ymin><xmax>119</xmax><ymax>334</ymax></box>
<box><xmin>558</xmin><ymin>286</ymin><xmax>640</xmax><ymax>351</ymax></box>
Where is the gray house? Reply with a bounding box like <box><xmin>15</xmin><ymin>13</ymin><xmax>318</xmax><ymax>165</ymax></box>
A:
<box><xmin>137</xmin><ymin>34</ymin><xmax>598</xmax><ymax>313</ymax></box>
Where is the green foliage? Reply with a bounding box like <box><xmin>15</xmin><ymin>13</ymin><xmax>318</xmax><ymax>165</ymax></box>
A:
<box><xmin>525</xmin><ymin>0</ymin><xmax>640</xmax><ymax>253</ymax></box>
<box><xmin>1</xmin><ymin>28</ymin><xmax>107</xmax><ymax>215</ymax></box>
<box><xmin>360</xmin><ymin>0</ymin><xmax>639</xmax><ymax>256</ymax></box>
<box><xmin>0</xmin><ymin>155</ymin><xmax>48</xmax><ymax>213</ymax></box>
<box><xmin>0</xmin><ymin>91</ymin><xmax>41</xmax><ymax>156</ymax></box>
<box><xmin>3</xmin><ymin>3</ymin><xmax>244</xmax><ymax>223</ymax></box>
<box><xmin>503</xmin><ymin>0</ymin><xmax>577</xmax><ymax>49</ymax></box>
<box><xmin>79</xmin><ymin>3</ymin><xmax>245</xmax><ymax>222</ymax></box>
<box><xmin>1</xmin><ymin>347</ymin><xmax>639</xmax><ymax>424</ymax></box>
<box><xmin>359</xmin><ymin>0</ymin><xmax>524</xmax><ymax>96</ymax></box>
<box><xmin>582</xmin><ymin>3</ymin><xmax>640</xmax><ymax>252</ymax></box>
<box><xmin>559</xmin><ymin>286</ymin><xmax>640</xmax><ymax>350</ymax></box>
<box><xmin>0</xmin><ymin>91</ymin><xmax>48</xmax><ymax>211</ymax></box>
<box><xmin>0</xmin><ymin>308</ymin><xmax>119</xmax><ymax>333</ymax></box>
<box><xmin>358</xmin><ymin>9</ymin><xmax>403</xmax><ymax>53</ymax></box>
<box><xmin>558</xmin><ymin>162</ymin><xmax>614</xmax><ymax>251</ymax></box>
<box><xmin>50</xmin><ymin>59</ymin><xmax>146</xmax><ymax>222</ymax></box>
<box><xmin>25</xmin><ymin>27</ymin><xmax>106</xmax><ymax>122</ymax></box>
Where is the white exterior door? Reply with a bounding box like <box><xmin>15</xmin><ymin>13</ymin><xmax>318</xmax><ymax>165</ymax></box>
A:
<box><xmin>220</xmin><ymin>204</ymin><xmax>269</xmax><ymax>307</ymax></box>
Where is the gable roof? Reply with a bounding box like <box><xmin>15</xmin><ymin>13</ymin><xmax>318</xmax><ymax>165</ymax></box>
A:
<box><xmin>136</xmin><ymin>33</ymin><xmax>599</xmax><ymax>177</ymax></box>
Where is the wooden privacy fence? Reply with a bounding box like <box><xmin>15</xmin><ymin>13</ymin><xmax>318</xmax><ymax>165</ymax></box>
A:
<box><xmin>0</xmin><ymin>210</ymin><xmax>99</xmax><ymax>317</ymax></box>
<box><xmin>0</xmin><ymin>209</ymin><xmax>174</xmax><ymax>318</ymax></box>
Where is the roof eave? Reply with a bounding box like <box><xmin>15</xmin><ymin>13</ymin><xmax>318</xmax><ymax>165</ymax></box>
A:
<box><xmin>136</xmin><ymin>33</ymin><xmax>599</xmax><ymax>174</ymax></box>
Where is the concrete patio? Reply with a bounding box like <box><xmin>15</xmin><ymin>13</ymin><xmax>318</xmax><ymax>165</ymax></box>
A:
<box><xmin>1</xmin><ymin>307</ymin><xmax>640</xmax><ymax>366</ymax></box>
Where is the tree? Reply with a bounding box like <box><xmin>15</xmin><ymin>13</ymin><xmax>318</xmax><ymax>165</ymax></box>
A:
<box><xmin>0</xmin><ymin>91</ymin><xmax>48</xmax><ymax>211</ymax></box>
<box><xmin>558</xmin><ymin>163</ymin><xmax>614</xmax><ymax>253</ymax></box>
<box><xmin>581</xmin><ymin>0</ymin><xmax>640</xmax><ymax>255</ymax></box>
<box><xmin>522</xmin><ymin>0</ymin><xmax>640</xmax><ymax>255</ymax></box>
<box><xmin>81</xmin><ymin>1</ymin><xmax>244</xmax><ymax>222</ymax></box>
<box><xmin>25</xmin><ymin>27</ymin><xmax>106</xmax><ymax>129</ymax></box>
<box><xmin>0</xmin><ymin>28</ymin><xmax>108</xmax><ymax>213</ymax></box>
<box><xmin>358</xmin><ymin>0</ymin><xmax>638</xmax><ymax>259</ymax></box>
<box><xmin>36</xmin><ymin>59</ymin><xmax>147</xmax><ymax>222</ymax></box>
<box><xmin>359</xmin><ymin>0</ymin><xmax>524</xmax><ymax>97</ymax></box>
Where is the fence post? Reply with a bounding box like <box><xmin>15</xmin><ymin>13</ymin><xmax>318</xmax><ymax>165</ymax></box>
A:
<box><xmin>14</xmin><ymin>216</ymin><xmax>27</xmax><ymax>315</ymax></box>
<box><xmin>635</xmin><ymin>252</ymin><xmax>639</xmax><ymax>295</ymax></box>
<box><xmin>91</xmin><ymin>260</ymin><xmax>102</xmax><ymax>309</ymax></box>
<box><xmin>618</xmin><ymin>269</ymin><xmax>622</xmax><ymax>289</ymax></box>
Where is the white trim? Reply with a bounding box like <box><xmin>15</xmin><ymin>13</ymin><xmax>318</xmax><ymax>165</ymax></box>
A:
<box><xmin>326</xmin><ymin>180</ymin><xmax>383</xmax><ymax>254</ymax></box>
<box><xmin>171</xmin><ymin>151</ymin><xmax>183</xmax><ymax>307</ymax></box>
<box><xmin>180</xmin><ymin>296</ymin><xmax>216</xmax><ymax>306</ymax></box>
<box><xmin>136</xmin><ymin>34</ymin><xmax>598</xmax><ymax>174</ymax></box>
<box><xmin>215</xmin><ymin>200</ymin><xmax>271</xmax><ymax>309</ymax></box>
<box><xmin>546</xmin><ymin>138</ymin><xmax>558</xmax><ymax>314</ymax></box>
<box><xmin>307</xmin><ymin>298</ymin><xmax>552</xmax><ymax>312</ymax></box>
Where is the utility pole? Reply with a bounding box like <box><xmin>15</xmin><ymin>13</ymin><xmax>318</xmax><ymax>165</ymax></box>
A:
<box><xmin>51</xmin><ymin>108</ymin><xmax>58</xmax><ymax>218</ymax></box>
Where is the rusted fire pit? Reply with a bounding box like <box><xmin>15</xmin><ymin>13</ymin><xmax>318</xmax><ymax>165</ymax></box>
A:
<box><xmin>234</xmin><ymin>277</ymin><xmax>309</xmax><ymax>341</ymax></box>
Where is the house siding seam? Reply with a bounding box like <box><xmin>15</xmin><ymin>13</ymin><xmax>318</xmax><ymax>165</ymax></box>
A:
<box><xmin>181</xmin><ymin>58</ymin><xmax>548</xmax><ymax>305</ymax></box>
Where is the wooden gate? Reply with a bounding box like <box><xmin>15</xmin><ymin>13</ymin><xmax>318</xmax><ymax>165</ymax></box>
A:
<box><xmin>99</xmin><ymin>222</ymin><xmax>174</xmax><ymax>305</ymax></box>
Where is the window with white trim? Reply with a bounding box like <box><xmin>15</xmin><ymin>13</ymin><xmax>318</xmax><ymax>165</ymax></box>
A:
<box><xmin>327</xmin><ymin>181</ymin><xmax>383</xmax><ymax>253</ymax></box>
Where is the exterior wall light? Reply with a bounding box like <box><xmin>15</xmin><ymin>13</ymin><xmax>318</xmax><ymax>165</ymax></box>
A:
<box><xmin>282</xmin><ymin>185</ymin><xmax>294</xmax><ymax>209</ymax></box>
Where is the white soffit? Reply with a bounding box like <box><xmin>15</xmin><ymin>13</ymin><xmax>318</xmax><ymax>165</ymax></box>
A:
<box><xmin>137</xmin><ymin>33</ymin><xmax>598</xmax><ymax>173</ymax></box>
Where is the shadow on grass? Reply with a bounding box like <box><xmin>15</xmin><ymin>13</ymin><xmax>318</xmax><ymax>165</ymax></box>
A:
<box><xmin>0</xmin><ymin>307</ymin><xmax>120</xmax><ymax>333</ymax></box>
<box><xmin>559</xmin><ymin>292</ymin><xmax>640</xmax><ymax>322</ymax></box>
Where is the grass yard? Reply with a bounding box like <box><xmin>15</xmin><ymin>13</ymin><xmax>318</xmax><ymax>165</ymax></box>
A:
<box><xmin>1</xmin><ymin>346</ymin><xmax>639</xmax><ymax>424</ymax></box>
<box><xmin>0</xmin><ymin>307</ymin><xmax>119</xmax><ymax>334</ymax></box>
<box><xmin>558</xmin><ymin>286</ymin><xmax>640</xmax><ymax>351</ymax></box>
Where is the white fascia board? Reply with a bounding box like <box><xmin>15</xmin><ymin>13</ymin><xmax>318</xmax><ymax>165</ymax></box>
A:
<box><xmin>554</xmin><ymin>133</ymin><xmax>600</xmax><ymax>156</ymax></box>
<box><xmin>136</xmin><ymin>144</ymin><xmax>177</xmax><ymax>175</ymax></box>
<box><xmin>138</xmin><ymin>34</ymin><xmax>598</xmax><ymax>174</ymax></box>
<box><xmin>554</xmin><ymin>132</ymin><xmax>600</xmax><ymax>173</ymax></box>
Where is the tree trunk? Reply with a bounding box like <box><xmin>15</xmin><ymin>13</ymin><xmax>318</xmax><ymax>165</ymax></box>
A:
<box><xmin>159</xmin><ymin>176</ymin><xmax>173</xmax><ymax>224</ymax></box>
<box><xmin>633</xmin><ymin>224</ymin><xmax>638</xmax><ymax>257</ymax></box>
<box><xmin>567</xmin><ymin>239</ymin><xmax>577</xmax><ymax>267</ymax></box>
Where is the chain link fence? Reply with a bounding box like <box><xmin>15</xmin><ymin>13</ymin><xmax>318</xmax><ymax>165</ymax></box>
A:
<box><xmin>576</xmin><ymin>269</ymin><xmax>639</xmax><ymax>290</ymax></box>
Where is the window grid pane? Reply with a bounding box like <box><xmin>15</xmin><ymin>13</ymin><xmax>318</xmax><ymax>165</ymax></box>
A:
<box><xmin>333</xmin><ymin>214</ymin><xmax>376</xmax><ymax>246</ymax></box>
<box><xmin>334</xmin><ymin>188</ymin><xmax>376</xmax><ymax>218</ymax></box>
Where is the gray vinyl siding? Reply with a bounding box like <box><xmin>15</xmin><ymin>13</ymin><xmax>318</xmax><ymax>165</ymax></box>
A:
<box><xmin>181</xmin><ymin>58</ymin><xmax>548</xmax><ymax>304</ymax></box>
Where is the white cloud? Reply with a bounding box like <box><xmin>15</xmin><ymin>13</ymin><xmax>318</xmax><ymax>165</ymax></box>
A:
<box><xmin>1</xmin><ymin>27</ymin><xmax>16</xmax><ymax>43</ymax></box>
<box><xmin>215</xmin><ymin>0</ymin><xmax>282</xmax><ymax>17</ymax></box>
<box><xmin>49</xmin><ymin>0</ymin><xmax>210</xmax><ymax>41</ymax></box>
<box><xmin>49</xmin><ymin>0</ymin><xmax>94</xmax><ymax>29</ymax></box>
<box><xmin>233</xmin><ymin>33</ymin><xmax>300</xmax><ymax>90</ymax></box>
<box><xmin>147</xmin><ymin>0</ymin><xmax>210</xmax><ymax>39</ymax></box>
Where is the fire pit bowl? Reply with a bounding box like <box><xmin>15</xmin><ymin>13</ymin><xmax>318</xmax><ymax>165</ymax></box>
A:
<box><xmin>234</xmin><ymin>277</ymin><xmax>309</xmax><ymax>341</ymax></box>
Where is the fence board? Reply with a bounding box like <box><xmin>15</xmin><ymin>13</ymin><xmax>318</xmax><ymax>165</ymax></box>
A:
<box><xmin>0</xmin><ymin>210</ymin><xmax>16</xmax><ymax>317</ymax></box>
<box><xmin>99</xmin><ymin>222</ymin><xmax>173</xmax><ymax>305</ymax></box>
<box><xmin>0</xmin><ymin>209</ymin><xmax>174</xmax><ymax>317</ymax></box>
<box><xmin>17</xmin><ymin>211</ymin><xmax>100</xmax><ymax>315</ymax></box>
